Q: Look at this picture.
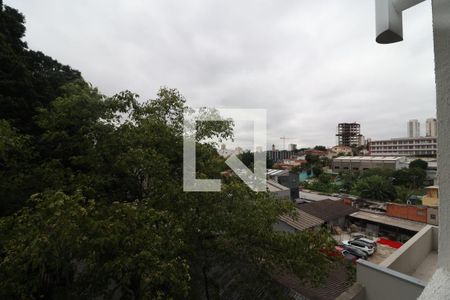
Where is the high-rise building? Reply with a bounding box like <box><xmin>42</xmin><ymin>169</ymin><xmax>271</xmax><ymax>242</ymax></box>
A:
<box><xmin>336</xmin><ymin>123</ymin><xmax>362</xmax><ymax>147</ymax></box>
<box><xmin>407</xmin><ymin>119</ymin><xmax>420</xmax><ymax>137</ymax></box>
<box><xmin>426</xmin><ymin>118</ymin><xmax>438</xmax><ymax>137</ymax></box>
<box><xmin>288</xmin><ymin>144</ymin><xmax>297</xmax><ymax>151</ymax></box>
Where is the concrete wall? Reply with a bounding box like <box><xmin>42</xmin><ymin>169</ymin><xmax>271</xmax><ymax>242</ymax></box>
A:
<box><xmin>433</xmin><ymin>0</ymin><xmax>450</xmax><ymax>269</ymax></box>
<box><xmin>427</xmin><ymin>207</ymin><xmax>439</xmax><ymax>226</ymax></box>
<box><xmin>381</xmin><ymin>226</ymin><xmax>437</xmax><ymax>275</ymax></box>
<box><xmin>272</xmin><ymin>189</ymin><xmax>291</xmax><ymax>200</ymax></box>
<box><xmin>419</xmin><ymin>0</ymin><xmax>450</xmax><ymax>298</ymax></box>
<box><xmin>357</xmin><ymin>260</ymin><xmax>426</xmax><ymax>300</ymax></box>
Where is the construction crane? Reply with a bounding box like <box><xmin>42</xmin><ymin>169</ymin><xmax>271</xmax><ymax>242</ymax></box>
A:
<box><xmin>280</xmin><ymin>136</ymin><xmax>295</xmax><ymax>150</ymax></box>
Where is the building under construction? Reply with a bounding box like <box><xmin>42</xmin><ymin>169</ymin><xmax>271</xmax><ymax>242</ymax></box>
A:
<box><xmin>336</xmin><ymin>123</ymin><xmax>362</xmax><ymax>147</ymax></box>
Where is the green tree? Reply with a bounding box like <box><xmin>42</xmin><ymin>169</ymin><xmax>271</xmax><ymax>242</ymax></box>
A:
<box><xmin>314</xmin><ymin>145</ymin><xmax>327</xmax><ymax>151</ymax></box>
<box><xmin>352</xmin><ymin>175</ymin><xmax>396</xmax><ymax>201</ymax></box>
<box><xmin>0</xmin><ymin>192</ymin><xmax>190</xmax><ymax>299</ymax></box>
<box><xmin>312</xmin><ymin>166</ymin><xmax>324</xmax><ymax>177</ymax></box>
<box><xmin>0</xmin><ymin>6</ymin><xmax>81</xmax><ymax>135</ymax></box>
<box><xmin>318</xmin><ymin>173</ymin><xmax>333</xmax><ymax>184</ymax></box>
<box><xmin>0</xmin><ymin>4</ymin><xmax>346</xmax><ymax>299</ymax></box>
<box><xmin>339</xmin><ymin>172</ymin><xmax>358</xmax><ymax>193</ymax></box>
<box><xmin>409</xmin><ymin>159</ymin><xmax>428</xmax><ymax>170</ymax></box>
<box><xmin>394</xmin><ymin>186</ymin><xmax>415</xmax><ymax>204</ymax></box>
<box><xmin>238</xmin><ymin>150</ymin><xmax>254</xmax><ymax>170</ymax></box>
<box><xmin>393</xmin><ymin>168</ymin><xmax>426</xmax><ymax>188</ymax></box>
<box><xmin>306</xmin><ymin>154</ymin><xmax>320</xmax><ymax>165</ymax></box>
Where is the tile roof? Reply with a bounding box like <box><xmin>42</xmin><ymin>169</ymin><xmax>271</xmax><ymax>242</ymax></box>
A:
<box><xmin>274</xmin><ymin>264</ymin><xmax>353</xmax><ymax>300</ymax></box>
<box><xmin>296</xmin><ymin>200</ymin><xmax>358</xmax><ymax>222</ymax></box>
<box><xmin>278</xmin><ymin>208</ymin><xmax>324</xmax><ymax>231</ymax></box>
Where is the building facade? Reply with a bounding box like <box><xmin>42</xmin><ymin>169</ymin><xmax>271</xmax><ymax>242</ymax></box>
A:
<box><xmin>288</xmin><ymin>144</ymin><xmax>297</xmax><ymax>151</ymax></box>
<box><xmin>336</xmin><ymin>122</ymin><xmax>362</xmax><ymax>146</ymax></box>
<box><xmin>332</xmin><ymin>156</ymin><xmax>407</xmax><ymax>173</ymax></box>
<box><xmin>369</xmin><ymin>137</ymin><xmax>437</xmax><ymax>157</ymax></box>
<box><xmin>425</xmin><ymin>118</ymin><xmax>437</xmax><ymax>137</ymax></box>
<box><xmin>266</xmin><ymin>150</ymin><xmax>294</xmax><ymax>162</ymax></box>
<box><xmin>407</xmin><ymin>119</ymin><xmax>421</xmax><ymax>138</ymax></box>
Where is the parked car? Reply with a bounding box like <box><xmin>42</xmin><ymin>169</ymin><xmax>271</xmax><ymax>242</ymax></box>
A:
<box><xmin>354</xmin><ymin>237</ymin><xmax>378</xmax><ymax>250</ymax></box>
<box><xmin>342</xmin><ymin>251</ymin><xmax>359</xmax><ymax>264</ymax></box>
<box><xmin>343</xmin><ymin>240</ymin><xmax>375</xmax><ymax>256</ymax></box>
<box><xmin>342</xmin><ymin>245</ymin><xmax>368</xmax><ymax>260</ymax></box>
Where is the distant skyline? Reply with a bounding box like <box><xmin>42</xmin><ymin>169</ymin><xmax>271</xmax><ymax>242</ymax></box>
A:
<box><xmin>8</xmin><ymin>0</ymin><xmax>437</xmax><ymax>149</ymax></box>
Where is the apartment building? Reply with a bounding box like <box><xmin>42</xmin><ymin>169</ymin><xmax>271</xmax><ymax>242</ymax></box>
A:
<box><xmin>425</xmin><ymin>118</ymin><xmax>437</xmax><ymax>137</ymax></box>
<box><xmin>369</xmin><ymin>137</ymin><xmax>437</xmax><ymax>157</ymax></box>
<box><xmin>407</xmin><ymin>119</ymin><xmax>421</xmax><ymax>138</ymax></box>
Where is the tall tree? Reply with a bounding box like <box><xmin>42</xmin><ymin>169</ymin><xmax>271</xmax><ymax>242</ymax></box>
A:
<box><xmin>409</xmin><ymin>159</ymin><xmax>428</xmax><ymax>170</ymax></box>
<box><xmin>353</xmin><ymin>175</ymin><xmax>397</xmax><ymax>201</ymax></box>
<box><xmin>0</xmin><ymin>5</ymin><xmax>345</xmax><ymax>299</ymax></box>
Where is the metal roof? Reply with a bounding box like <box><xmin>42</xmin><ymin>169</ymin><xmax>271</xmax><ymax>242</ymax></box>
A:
<box><xmin>349</xmin><ymin>211</ymin><xmax>426</xmax><ymax>232</ymax></box>
<box><xmin>278</xmin><ymin>208</ymin><xmax>324</xmax><ymax>231</ymax></box>
<box><xmin>266</xmin><ymin>169</ymin><xmax>290</xmax><ymax>176</ymax></box>
<box><xmin>333</xmin><ymin>156</ymin><xmax>404</xmax><ymax>161</ymax></box>
<box><xmin>296</xmin><ymin>200</ymin><xmax>358</xmax><ymax>222</ymax></box>
<box><xmin>299</xmin><ymin>191</ymin><xmax>342</xmax><ymax>202</ymax></box>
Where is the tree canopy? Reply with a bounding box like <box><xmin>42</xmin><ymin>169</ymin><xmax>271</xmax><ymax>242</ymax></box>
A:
<box><xmin>409</xmin><ymin>159</ymin><xmax>428</xmax><ymax>170</ymax></box>
<box><xmin>0</xmin><ymin>5</ymin><xmax>342</xmax><ymax>299</ymax></box>
<box><xmin>352</xmin><ymin>175</ymin><xmax>396</xmax><ymax>202</ymax></box>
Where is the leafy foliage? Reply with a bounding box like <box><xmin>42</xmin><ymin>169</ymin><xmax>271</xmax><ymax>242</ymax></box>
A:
<box><xmin>393</xmin><ymin>168</ymin><xmax>426</xmax><ymax>188</ymax></box>
<box><xmin>352</xmin><ymin>175</ymin><xmax>396</xmax><ymax>201</ymax></box>
<box><xmin>409</xmin><ymin>159</ymin><xmax>428</xmax><ymax>170</ymax></box>
<box><xmin>0</xmin><ymin>192</ymin><xmax>189</xmax><ymax>299</ymax></box>
<box><xmin>0</xmin><ymin>5</ymin><xmax>340</xmax><ymax>299</ymax></box>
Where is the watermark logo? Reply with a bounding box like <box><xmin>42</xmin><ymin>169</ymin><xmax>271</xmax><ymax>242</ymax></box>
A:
<box><xmin>183</xmin><ymin>108</ymin><xmax>267</xmax><ymax>192</ymax></box>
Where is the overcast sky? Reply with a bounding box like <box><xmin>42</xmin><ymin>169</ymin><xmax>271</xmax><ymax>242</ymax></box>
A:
<box><xmin>8</xmin><ymin>0</ymin><xmax>436</xmax><ymax>150</ymax></box>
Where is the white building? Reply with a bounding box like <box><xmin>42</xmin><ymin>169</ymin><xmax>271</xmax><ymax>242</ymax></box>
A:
<box><xmin>426</xmin><ymin>118</ymin><xmax>438</xmax><ymax>137</ymax></box>
<box><xmin>369</xmin><ymin>137</ymin><xmax>437</xmax><ymax>157</ymax></box>
<box><xmin>332</xmin><ymin>156</ymin><xmax>407</xmax><ymax>172</ymax></box>
<box><xmin>408</xmin><ymin>119</ymin><xmax>421</xmax><ymax>138</ymax></box>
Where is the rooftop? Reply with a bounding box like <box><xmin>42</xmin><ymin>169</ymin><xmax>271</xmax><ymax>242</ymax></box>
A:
<box><xmin>266</xmin><ymin>169</ymin><xmax>290</xmax><ymax>177</ymax></box>
<box><xmin>296</xmin><ymin>200</ymin><xmax>358</xmax><ymax>222</ymax></box>
<box><xmin>371</xmin><ymin>136</ymin><xmax>437</xmax><ymax>142</ymax></box>
<box><xmin>333</xmin><ymin>156</ymin><xmax>404</xmax><ymax>161</ymax></box>
<box><xmin>350</xmin><ymin>211</ymin><xmax>426</xmax><ymax>232</ymax></box>
<box><xmin>298</xmin><ymin>191</ymin><xmax>342</xmax><ymax>202</ymax></box>
<box><xmin>278</xmin><ymin>208</ymin><xmax>324</xmax><ymax>231</ymax></box>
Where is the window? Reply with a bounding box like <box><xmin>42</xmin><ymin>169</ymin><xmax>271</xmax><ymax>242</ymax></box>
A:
<box><xmin>430</xmin><ymin>214</ymin><xmax>436</xmax><ymax>220</ymax></box>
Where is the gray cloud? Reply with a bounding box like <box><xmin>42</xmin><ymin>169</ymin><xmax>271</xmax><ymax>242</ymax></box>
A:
<box><xmin>9</xmin><ymin>0</ymin><xmax>436</xmax><ymax>149</ymax></box>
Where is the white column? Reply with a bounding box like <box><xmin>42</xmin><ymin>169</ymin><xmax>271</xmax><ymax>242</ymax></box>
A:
<box><xmin>433</xmin><ymin>0</ymin><xmax>450</xmax><ymax>269</ymax></box>
<box><xmin>419</xmin><ymin>1</ymin><xmax>450</xmax><ymax>298</ymax></box>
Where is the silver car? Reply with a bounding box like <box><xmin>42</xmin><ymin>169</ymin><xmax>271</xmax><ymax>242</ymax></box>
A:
<box><xmin>343</xmin><ymin>240</ymin><xmax>375</xmax><ymax>256</ymax></box>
